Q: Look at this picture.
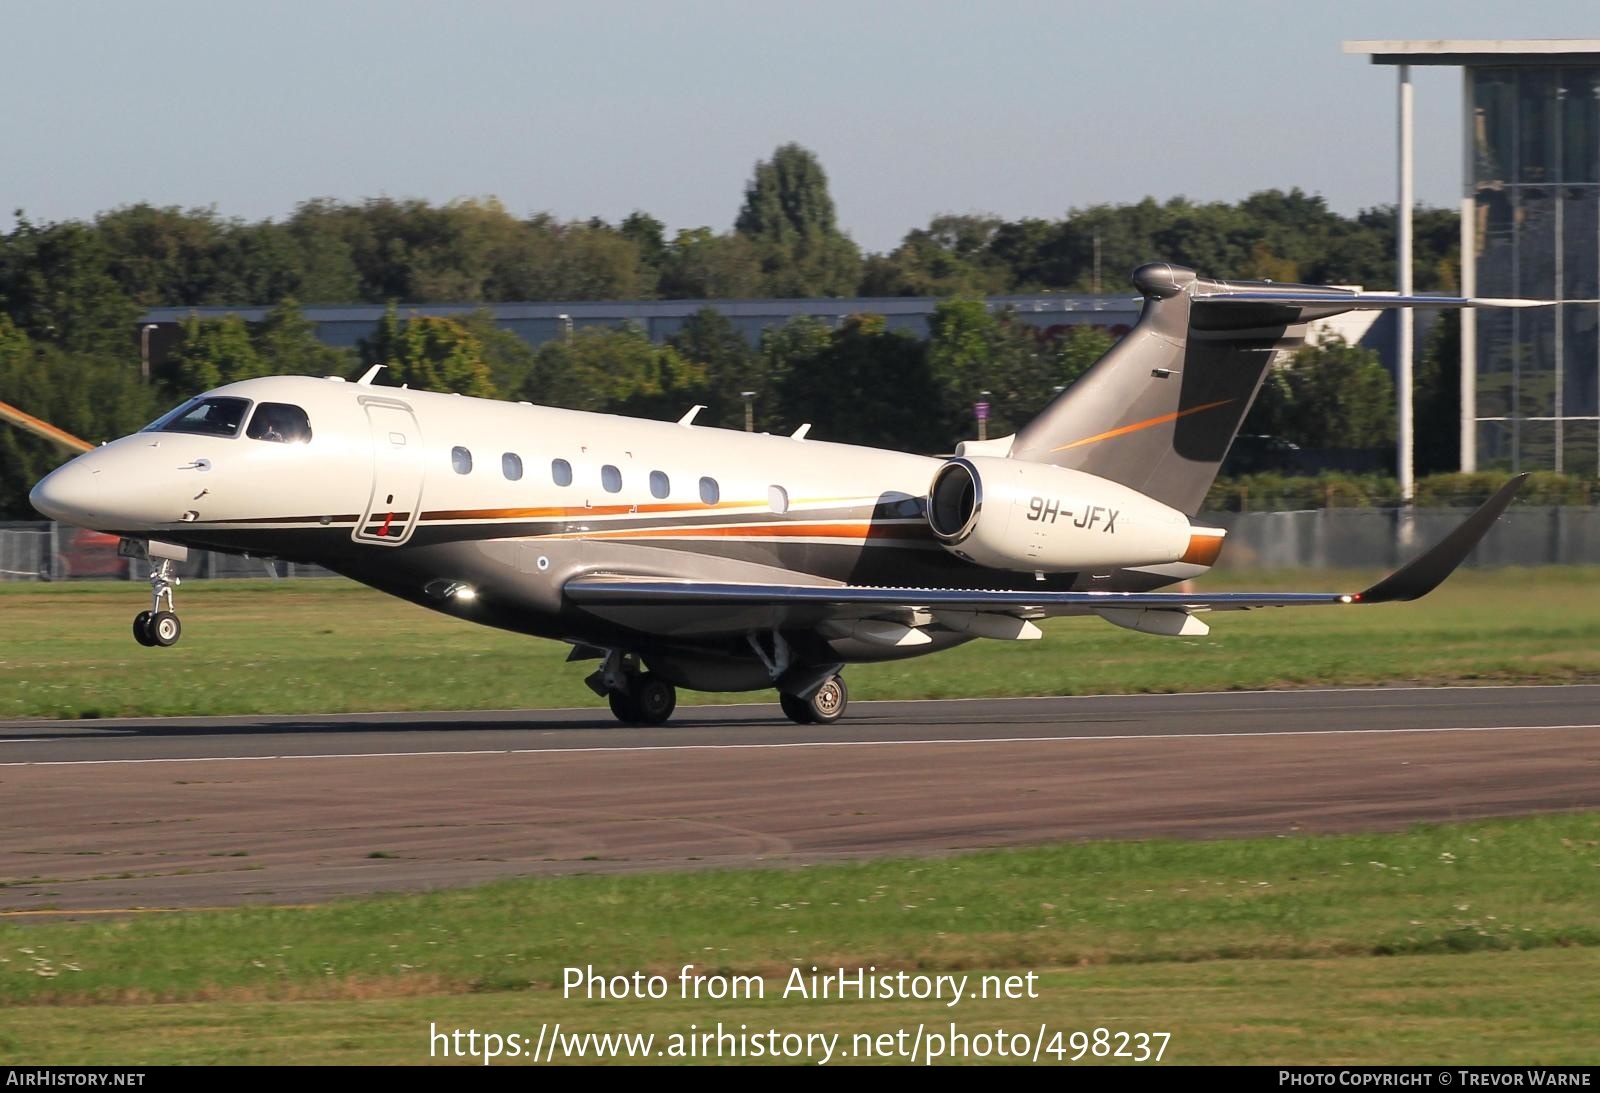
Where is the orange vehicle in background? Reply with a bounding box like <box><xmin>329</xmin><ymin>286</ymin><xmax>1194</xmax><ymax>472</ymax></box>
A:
<box><xmin>50</xmin><ymin>527</ymin><xmax>128</xmax><ymax>579</ymax></box>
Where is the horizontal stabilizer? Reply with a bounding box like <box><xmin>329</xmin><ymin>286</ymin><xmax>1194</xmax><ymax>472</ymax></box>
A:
<box><xmin>1189</xmin><ymin>288</ymin><xmax>1551</xmax><ymax>329</ymax></box>
<box><xmin>1193</xmin><ymin>289</ymin><xmax>1551</xmax><ymax>310</ymax></box>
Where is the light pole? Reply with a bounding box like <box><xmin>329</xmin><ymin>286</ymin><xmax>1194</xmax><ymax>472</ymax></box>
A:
<box><xmin>976</xmin><ymin>389</ymin><xmax>991</xmax><ymax>442</ymax></box>
<box><xmin>1397</xmin><ymin>63</ymin><xmax>1415</xmax><ymax>507</ymax></box>
<box><xmin>140</xmin><ymin>324</ymin><xmax>157</xmax><ymax>383</ymax></box>
<box><xmin>740</xmin><ymin>391</ymin><xmax>756</xmax><ymax>433</ymax></box>
<box><xmin>557</xmin><ymin>314</ymin><xmax>572</xmax><ymax>343</ymax></box>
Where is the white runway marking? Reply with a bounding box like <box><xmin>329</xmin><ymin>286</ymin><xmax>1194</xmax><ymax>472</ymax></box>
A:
<box><xmin>1</xmin><ymin>682</ymin><xmax>1590</xmax><ymax>731</ymax></box>
<box><xmin>2</xmin><ymin>722</ymin><xmax>1595</xmax><ymax>767</ymax></box>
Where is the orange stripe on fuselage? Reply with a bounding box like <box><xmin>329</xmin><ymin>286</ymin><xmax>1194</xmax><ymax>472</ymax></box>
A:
<box><xmin>556</xmin><ymin>521</ymin><xmax>928</xmax><ymax>542</ymax></box>
<box><xmin>420</xmin><ymin>496</ymin><xmax>876</xmax><ymax>523</ymax></box>
<box><xmin>1050</xmin><ymin>398</ymin><xmax>1235</xmax><ymax>453</ymax></box>
<box><xmin>424</xmin><ymin>502</ymin><xmax>721</xmax><ymax>521</ymax></box>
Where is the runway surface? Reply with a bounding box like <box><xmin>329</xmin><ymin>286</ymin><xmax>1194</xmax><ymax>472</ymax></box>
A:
<box><xmin>2</xmin><ymin>684</ymin><xmax>1597</xmax><ymax>913</ymax></box>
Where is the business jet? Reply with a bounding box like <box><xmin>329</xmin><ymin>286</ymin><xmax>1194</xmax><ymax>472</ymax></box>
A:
<box><xmin>29</xmin><ymin>264</ymin><xmax>1530</xmax><ymax>726</ymax></box>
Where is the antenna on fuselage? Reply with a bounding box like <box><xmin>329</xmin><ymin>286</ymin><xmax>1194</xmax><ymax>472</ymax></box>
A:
<box><xmin>677</xmin><ymin>405</ymin><xmax>706</xmax><ymax>426</ymax></box>
<box><xmin>355</xmin><ymin>364</ymin><xmax>387</xmax><ymax>386</ymax></box>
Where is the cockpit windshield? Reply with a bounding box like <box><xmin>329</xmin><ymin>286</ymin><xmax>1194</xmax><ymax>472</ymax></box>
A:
<box><xmin>143</xmin><ymin>397</ymin><xmax>252</xmax><ymax>438</ymax></box>
<box><xmin>246</xmin><ymin>403</ymin><xmax>313</xmax><ymax>444</ymax></box>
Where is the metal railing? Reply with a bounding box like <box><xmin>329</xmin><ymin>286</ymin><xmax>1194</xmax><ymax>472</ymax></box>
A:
<box><xmin>0</xmin><ymin>523</ymin><xmax>336</xmax><ymax>582</ymax></box>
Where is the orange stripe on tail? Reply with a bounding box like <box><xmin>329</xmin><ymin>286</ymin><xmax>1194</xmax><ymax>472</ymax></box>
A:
<box><xmin>1050</xmin><ymin>398</ymin><xmax>1235</xmax><ymax>453</ymax></box>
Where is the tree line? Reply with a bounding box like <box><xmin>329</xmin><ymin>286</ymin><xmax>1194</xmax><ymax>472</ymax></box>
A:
<box><xmin>1</xmin><ymin>143</ymin><xmax>1473</xmax><ymax>518</ymax></box>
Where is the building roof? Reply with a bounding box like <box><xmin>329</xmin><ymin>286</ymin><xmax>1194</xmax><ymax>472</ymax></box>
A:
<box><xmin>1343</xmin><ymin>39</ymin><xmax>1600</xmax><ymax>66</ymax></box>
<box><xmin>139</xmin><ymin>294</ymin><xmax>1135</xmax><ymax>327</ymax></box>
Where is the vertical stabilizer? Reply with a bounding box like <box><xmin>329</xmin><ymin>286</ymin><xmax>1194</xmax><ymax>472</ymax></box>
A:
<box><xmin>1010</xmin><ymin>263</ymin><xmax>1283</xmax><ymax>515</ymax></box>
<box><xmin>1009</xmin><ymin>264</ymin><xmax>1511</xmax><ymax>515</ymax></box>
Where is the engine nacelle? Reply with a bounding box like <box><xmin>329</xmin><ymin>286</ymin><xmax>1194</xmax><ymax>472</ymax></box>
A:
<box><xmin>927</xmin><ymin>456</ymin><xmax>1192</xmax><ymax>572</ymax></box>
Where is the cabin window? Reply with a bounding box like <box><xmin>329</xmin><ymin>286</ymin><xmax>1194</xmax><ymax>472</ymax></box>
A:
<box><xmin>699</xmin><ymin>476</ymin><xmax>720</xmax><ymax>505</ymax></box>
<box><xmin>145</xmin><ymin>396</ymin><xmax>251</xmax><ymax>438</ymax></box>
<box><xmin>246</xmin><ymin>403</ymin><xmax>313</xmax><ymax>444</ymax></box>
<box><xmin>601</xmin><ymin>464</ymin><xmax>622</xmax><ymax>493</ymax></box>
<box><xmin>451</xmin><ymin>446</ymin><xmax>473</xmax><ymax>474</ymax></box>
<box><xmin>502</xmin><ymin>453</ymin><xmax>523</xmax><ymax>481</ymax></box>
<box><xmin>552</xmin><ymin>458</ymin><xmax>573</xmax><ymax>486</ymax></box>
<box><xmin>649</xmin><ymin>470</ymin><xmax>670</xmax><ymax>499</ymax></box>
<box><xmin>768</xmin><ymin>485</ymin><xmax>789</xmax><ymax>514</ymax></box>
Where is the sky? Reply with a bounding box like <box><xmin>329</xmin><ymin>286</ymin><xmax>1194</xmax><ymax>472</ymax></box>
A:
<box><xmin>2</xmin><ymin>0</ymin><xmax>1596</xmax><ymax>254</ymax></box>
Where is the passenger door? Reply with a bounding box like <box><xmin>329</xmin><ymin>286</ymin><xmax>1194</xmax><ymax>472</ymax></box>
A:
<box><xmin>353</xmin><ymin>397</ymin><xmax>425</xmax><ymax>546</ymax></box>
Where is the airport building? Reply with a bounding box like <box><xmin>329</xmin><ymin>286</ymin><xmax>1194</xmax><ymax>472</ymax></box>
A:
<box><xmin>140</xmin><ymin>294</ymin><xmax>1145</xmax><ymax>354</ymax></box>
<box><xmin>1350</xmin><ymin>40</ymin><xmax>1600</xmax><ymax>476</ymax></box>
<box><xmin>139</xmin><ymin>294</ymin><xmax>1386</xmax><ymax>377</ymax></box>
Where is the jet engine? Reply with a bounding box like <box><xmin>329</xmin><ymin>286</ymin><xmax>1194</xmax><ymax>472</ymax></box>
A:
<box><xmin>926</xmin><ymin>456</ymin><xmax>1192</xmax><ymax>572</ymax></box>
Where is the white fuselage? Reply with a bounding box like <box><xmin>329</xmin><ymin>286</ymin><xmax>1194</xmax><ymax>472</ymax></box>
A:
<box><xmin>30</xmin><ymin>374</ymin><xmax>1214</xmax><ymax>679</ymax></box>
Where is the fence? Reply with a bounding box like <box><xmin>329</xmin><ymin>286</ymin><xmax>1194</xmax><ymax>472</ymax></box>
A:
<box><xmin>1206</xmin><ymin>506</ymin><xmax>1600</xmax><ymax>570</ymax></box>
<box><xmin>0</xmin><ymin>523</ymin><xmax>335</xmax><ymax>582</ymax></box>
<box><xmin>1</xmin><ymin>508</ymin><xmax>1595</xmax><ymax>583</ymax></box>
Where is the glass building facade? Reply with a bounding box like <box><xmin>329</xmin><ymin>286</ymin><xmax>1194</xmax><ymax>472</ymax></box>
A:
<box><xmin>1470</xmin><ymin>64</ymin><xmax>1600</xmax><ymax>474</ymax></box>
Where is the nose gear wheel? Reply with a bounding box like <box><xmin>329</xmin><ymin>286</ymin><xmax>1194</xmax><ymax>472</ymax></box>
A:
<box><xmin>131</xmin><ymin>557</ymin><xmax>183</xmax><ymax>647</ymax></box>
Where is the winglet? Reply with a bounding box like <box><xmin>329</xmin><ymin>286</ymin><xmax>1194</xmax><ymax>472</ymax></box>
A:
<box><xmin>1356</xmin><ymin>474</ymin><xmax>1528</xmax><ymax>604</ymax></box>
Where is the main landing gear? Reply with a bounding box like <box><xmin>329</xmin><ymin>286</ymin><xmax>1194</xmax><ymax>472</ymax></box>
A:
<box><xmin>779</xmin><ymin>674</ymin><xmax>848</xmax><ymax>725</ymax></box>
<box><xmin>608</xmin><ymin>673</ymin><xmax>677</xmax><ymax>726</ymax></box>
<box><xmin>589</xmin><ymin>652</ymin><xmax>677</xmax><ymax>726</ymax></box>
<box><xmin>584</xmin><ymin>650</ymin><xmax>849</xmax><ymax>727</ymax></box>
<box><xmin>132</xmin><ymin>558</ymin><xmax>182</xmax><ymax>648</ymax></box>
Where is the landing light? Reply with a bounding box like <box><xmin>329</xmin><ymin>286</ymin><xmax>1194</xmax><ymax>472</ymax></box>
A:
<box><xmin>425</xmin><ymin>579</ymin><xmax>478</xmax><ymax>603</ymax></box>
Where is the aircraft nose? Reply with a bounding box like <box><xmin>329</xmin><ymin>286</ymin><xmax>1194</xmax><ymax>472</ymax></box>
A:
<box><xmin>29</xmin><ymin>460</ymin><xmax>103</xmax><ymax>525</ymax></box>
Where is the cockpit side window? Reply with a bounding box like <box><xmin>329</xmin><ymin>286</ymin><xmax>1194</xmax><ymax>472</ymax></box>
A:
<box><xmin>144</xmin><ymin>397</ymin><xmax>252</xmax><ymax>438</ymax></box>
<box><xmin>246</xmin><ymin>403</ymin><xmax>313</xmax><ymax>444</ymax></box>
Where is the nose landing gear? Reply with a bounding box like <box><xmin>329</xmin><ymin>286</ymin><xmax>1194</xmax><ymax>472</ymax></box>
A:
<box><xmin>132</xmin><ymin>558</ymin><xmax>182</xmax><ymax>647</ymax></box>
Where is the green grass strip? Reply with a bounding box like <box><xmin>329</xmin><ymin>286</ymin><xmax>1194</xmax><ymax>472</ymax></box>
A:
<box><xmin>3</xmin><ymin>815</ymin><xmax>1600</xmax><ymax>1065</ymax></box>
<box><xmin>2</xmin><ymin>567</ymin><xmax>1598</xmax><ymax>719</ymax></box>
<box><xmin>3</xmin><ymin>813</ymin><xmax>1598</xmax><ymax>1008</ymax></box>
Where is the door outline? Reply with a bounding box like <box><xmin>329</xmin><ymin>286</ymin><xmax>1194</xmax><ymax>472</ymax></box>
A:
<box><xmin>353</xmin><ymin>396</ymin><xmax>425</xmax><ymax>546</ymax></box>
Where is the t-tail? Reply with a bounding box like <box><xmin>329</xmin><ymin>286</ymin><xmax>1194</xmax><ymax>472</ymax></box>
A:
<box><xmin>982</xmin><ymin>263</ymin><xmax>1544</xmax><ymax>516</ymax></box>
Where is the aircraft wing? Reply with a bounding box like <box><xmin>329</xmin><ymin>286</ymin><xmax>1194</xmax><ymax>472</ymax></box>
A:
<box><xmin>563</xmin><ymin>476</ymin><xmax>1526</xmax><ymax>636</ymax></box>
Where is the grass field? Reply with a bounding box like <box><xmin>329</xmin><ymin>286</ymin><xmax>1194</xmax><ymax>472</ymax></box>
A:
<box><xmin>4</xmin><ymin>571</ymin><xmax>1596</xmax><ymax>1064</ymax></box>
<box><xmin>2</xmin><ymin>566</ymin><xmax>1598</xmax><ymax>720</ymax></box>
<box><xmin>2</xmin><ymin>814</ymin><xmax>1599</xmax><ymax>1065</ymax></box>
